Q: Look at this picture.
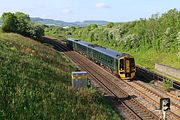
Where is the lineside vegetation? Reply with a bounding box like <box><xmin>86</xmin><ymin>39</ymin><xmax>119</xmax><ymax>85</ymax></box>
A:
<box><xmin>0</xmin><ymin>30</ymin><xmax>120</xmax><ymax>119</ymax></box>
<box><xmin>45</xmin><ymin>9</ymin><xmax>180</xmax><ymax>69</ymax></box>
<box><xmin>1</xmin><ymin>12</ymin><xmax>44</xmax><ymax>40</ymax></box>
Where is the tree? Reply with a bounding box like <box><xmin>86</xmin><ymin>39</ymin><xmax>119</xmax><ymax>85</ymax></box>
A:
<box><xmin>106</xmin><ymin>22</ymin><xmax>114</xmax><ymax>28</ymax></box>
<box><xmin>88</xmin><ymin>24</ymin><xmax>98</xmax><ymax>30</ymax></box>
<box><xmin>1</xmin><ymin>12</ymin><xmax>44</xmax><ymax>40</ymax></box>
<box><xmin>15</xmin><ymin>12</ymin><xmax>31</xmax><ymax>36</ymax></box>
<box><xmin>1</xmin><ymin>12</ymin><xmax>17</xmax><ymax>32</ymax></box>
<box><xmin>29</xmin><ymin>23</ymin><xmax>44</xmax><ymax>40</ymax></box>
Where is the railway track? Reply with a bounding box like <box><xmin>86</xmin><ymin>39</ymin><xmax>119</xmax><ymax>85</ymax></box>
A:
<box><xmin>134</xmin><ymin>81</ymin><xmax>180</xmax><ymax>109</ymax></box>
<box><xmin>47</xmin><ymin>39</ymin><xmax>160</xmax><ymax>120</ymax></box>
<box><xmin>154</xmin><ymin>80</ymin><xmax>180</xmax><ymax>100</ymax></box>
<box><xmin>43</xmin><ymin>37</ymin><xmax>179</xmax><ymax>119</ymax></box>
<box><xmin>97</xmin><ymin>59</ymin><xmax>180</xmax><ymax>119</ymax></box>
<box><xmin>136</xmin><ymin>66</ymin><xmax>180</xmax><ymax>91</ymax></box>
<box><xmin>134</xmin><ymin>71</ymin><xmax>180</xmax><ymax>118</ymax></box>
<box><xmin>70</xmin><ymin>54</ymin><xmax>143</xmax><ymax>120</ymax></box>
<box><xmin>69</xmin><ymin>53</ymin><xmax>159</xmax><ymax>120</ymax></box>
<box><xmin>137</xmin><ymin>67</ymin><xmax>180</xmax><ymax>102</ymax></box>
<box><xmin>123</xmin><ymin>80</ymin><xmax>180</xmax><ymax>119</ymax></box>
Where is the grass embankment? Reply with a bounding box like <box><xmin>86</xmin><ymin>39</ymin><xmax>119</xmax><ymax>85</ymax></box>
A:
<box><xmin>0</xmin><ymin>31</ymin><xmax>120</xmax><ymax>119</ymax></box>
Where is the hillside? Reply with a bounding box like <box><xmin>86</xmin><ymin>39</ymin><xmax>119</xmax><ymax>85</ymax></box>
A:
<box><xmin>0</xmin><ymin>31</ymin><xmax>119</xmax><ymax>119</ymax></box>
<box><xmin>31</xmin><ymin>17</ymin><xmax>108</xmax><ymax>27</ymax></box>
<box><xmin>45</xmin><ymin>9</ymin><xmax>180</xmax><ymax>70</ymax></box>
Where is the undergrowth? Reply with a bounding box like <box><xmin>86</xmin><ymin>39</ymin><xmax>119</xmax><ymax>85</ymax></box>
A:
<box><xmin>0</xmin><ymin>32</ymin><xmax>120</xmax><ymax>119</ymax></box>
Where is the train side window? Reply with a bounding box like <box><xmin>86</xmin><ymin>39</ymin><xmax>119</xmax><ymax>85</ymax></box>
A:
<box><xmin>120</xmin><ymin>59</ymin><xmax>124</xmax><ymax>70</ymax></box>
<box><xmin>110</xmin><ymin>60</ymin><xmax>113</xmax><ymax>64</ymax></box>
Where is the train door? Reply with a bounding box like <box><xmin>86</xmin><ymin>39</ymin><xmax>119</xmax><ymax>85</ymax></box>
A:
<box><xmin>124</xmin><ymin>58</ymin><xmax>131</xmax><ymax>78</ymax></box>
<box><xmin>118</xmin><ymin>57</ymin><xmax>132</xmax><ymax>79</ymax></box>
<box><xmin>73</xmin><ymin>42</ymin><xmax>75</xmax><ymax>50</ymax></box>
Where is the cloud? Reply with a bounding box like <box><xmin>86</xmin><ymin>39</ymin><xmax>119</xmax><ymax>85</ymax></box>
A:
<box><xmin>95</xmin><ymin>2</ymin><xmax>109</xmax><ymax>9</ymax></box>
<box><xmin>62</xmin><ymin>8</ymin><xmax>72</xmax><ymax>14</ymax></box>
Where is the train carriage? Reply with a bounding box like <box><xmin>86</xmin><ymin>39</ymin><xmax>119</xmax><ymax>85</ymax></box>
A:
<box><xmin>67</xmin><ymin>38</ymin><xmax>136</xmax><ymax>80</ymax></box>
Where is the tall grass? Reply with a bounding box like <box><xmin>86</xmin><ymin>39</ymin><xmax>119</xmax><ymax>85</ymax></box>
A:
<box><xmin>0</xmin><ymin>32</ymin><xmax>120</xmax><ymax>119</ymax></box>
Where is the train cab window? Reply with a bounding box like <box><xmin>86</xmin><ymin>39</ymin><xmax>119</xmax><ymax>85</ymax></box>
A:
<box><xmin>130</xmin><ymin>58</ymin><xmax>135</xmax><ymax>67</ymax></box>
<box><xmin>120</xmin><ymin>59</ymin><xmax>124</xmax><ymax>70</ymax></box>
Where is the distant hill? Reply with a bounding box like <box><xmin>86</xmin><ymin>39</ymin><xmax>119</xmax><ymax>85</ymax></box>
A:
<box><xmin>31</xmin><ymin>17</ymin><xmax>108</xmax><ymax>27</ymax></box>
<box><xmin>73</xmin><ymin>20</ymin><xmax>108</xmax><ymax>27</ymax></box>
<box><xmin>0</xmin><ymin>17</ymin><xmax>108</xmax><ymax>27</ymax></box>
<box><xmin>31</xmin><ymin>17</ymin><xmax>71</xmax><ymax>26</ymax></box>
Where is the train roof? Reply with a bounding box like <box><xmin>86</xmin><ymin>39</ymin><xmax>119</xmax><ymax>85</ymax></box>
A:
<box><xmin>67</xmin><ymin>38</ymin><xmax>131</xmax><ymax>59</ymax></box>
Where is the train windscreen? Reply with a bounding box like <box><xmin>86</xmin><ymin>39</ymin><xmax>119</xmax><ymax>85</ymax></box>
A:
<box><xmin>120</xmin><ymin>59</ymin><xmax>124</xmax><ymax>70</ymax></box>
<box><xmin>130</xmin><ymin>58</ymin><xmax>135</xmax><ymax>68</ymax></box>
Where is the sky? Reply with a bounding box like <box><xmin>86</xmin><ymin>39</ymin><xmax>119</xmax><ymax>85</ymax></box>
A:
<box><xmin>0</xmin><ymin>0</ymin><xmax>180</xmax><ymax>22</ymax></box>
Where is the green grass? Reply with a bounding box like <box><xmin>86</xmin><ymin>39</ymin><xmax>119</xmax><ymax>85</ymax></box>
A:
<box><xmin>83</xmin><ymin>39</ymin><xmax>180</xmax><ymax>70</ymax></box>
<box><xmin>127</xmin><ymin>49</ymin><xmax>180</xmax><ymax>70</ymax></box>
<box><xmin>161</xmin><ymin>80</ymin><xmax>172</xmax><ymax>92</ymax></box>
<box><xmin>0</xmin><ymin>31</ymin><xmax>120</xmax><ymax>119</ymax></box>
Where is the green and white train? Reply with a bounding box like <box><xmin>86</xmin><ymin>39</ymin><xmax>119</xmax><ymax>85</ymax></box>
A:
<box><xmin>66</xmin><ymin>38</ymin><xmax>136</xmax><ymax>80</ymax></box>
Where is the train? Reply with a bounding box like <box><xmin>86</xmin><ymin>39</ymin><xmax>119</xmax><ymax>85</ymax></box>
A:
<box><xmin>66</xmin><ymin>38</ymin><xmax>136</xmax><ymax>80</ymax></box>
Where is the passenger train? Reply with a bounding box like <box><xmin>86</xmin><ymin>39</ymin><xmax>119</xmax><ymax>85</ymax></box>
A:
<box><xmin>66</xmin><ymin>38</ymin><xmax>136</xmax><ymax>80</ymax></box>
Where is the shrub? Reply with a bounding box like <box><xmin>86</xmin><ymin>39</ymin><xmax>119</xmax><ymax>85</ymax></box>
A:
<box><xmin>162</xmin><ymin>80</ymin><xmax>172</xmax><ymax>92</ymax></box>
<box><xmin>1</xmin><ymin>12</ymin><xmax>44</xmax><ymax>40</ymax></box>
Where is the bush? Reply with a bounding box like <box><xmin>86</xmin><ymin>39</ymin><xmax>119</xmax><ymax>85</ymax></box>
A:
<box><xmin>106</xmin><ymin>22</ymin><xmax>114</xmax><ymax>28</ymax></box>
<box><xmin>29</xmin><ymin>23</ymin><xmax>44</xmax><ymax>40</ymax></box>
<box><xmin>1</xmin><ymin>12</ymin><xmax>44</xmax><ymax>40</ymax></box>
<box><xmin>162</xmin><ymin>80</ymin><xmax>172</xmax><ymax>92</ymax></box>
<box><xmin>1</xmin><ymin>12</ymin><xmax>17</xmax><ymax>32</ymax></box>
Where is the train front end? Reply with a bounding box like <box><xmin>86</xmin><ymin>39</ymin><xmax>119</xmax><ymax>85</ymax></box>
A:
<box><xmin>118</xmin><ymin>56</ymin><xmax>136</xmax><ymax>80</ymax></box>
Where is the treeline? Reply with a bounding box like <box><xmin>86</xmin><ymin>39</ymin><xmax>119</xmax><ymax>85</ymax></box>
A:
<box><xmin>46</xmin><ymin>9</ymin><xmax>180</xmax><ymax>54</ymax></box>
<box><xmin>79</xmin><ymin>9</ymin><xmax>180</xmax><ymax>53</ymax></box>
<box><xmin>1</xmin><ymin>12</ymin><xmax>44</xmax><ymax>40</ymax></box>
<box><xmin>44</xmin><ymin>25</ymin><xmax>67</xmax><ymax>39</ymax></box>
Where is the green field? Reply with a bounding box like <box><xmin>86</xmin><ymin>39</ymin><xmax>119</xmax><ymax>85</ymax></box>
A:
<box><xmin>0</xmin><ymin>31</ymin><xmax>120</xmax><ymax>119</ymax></box>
